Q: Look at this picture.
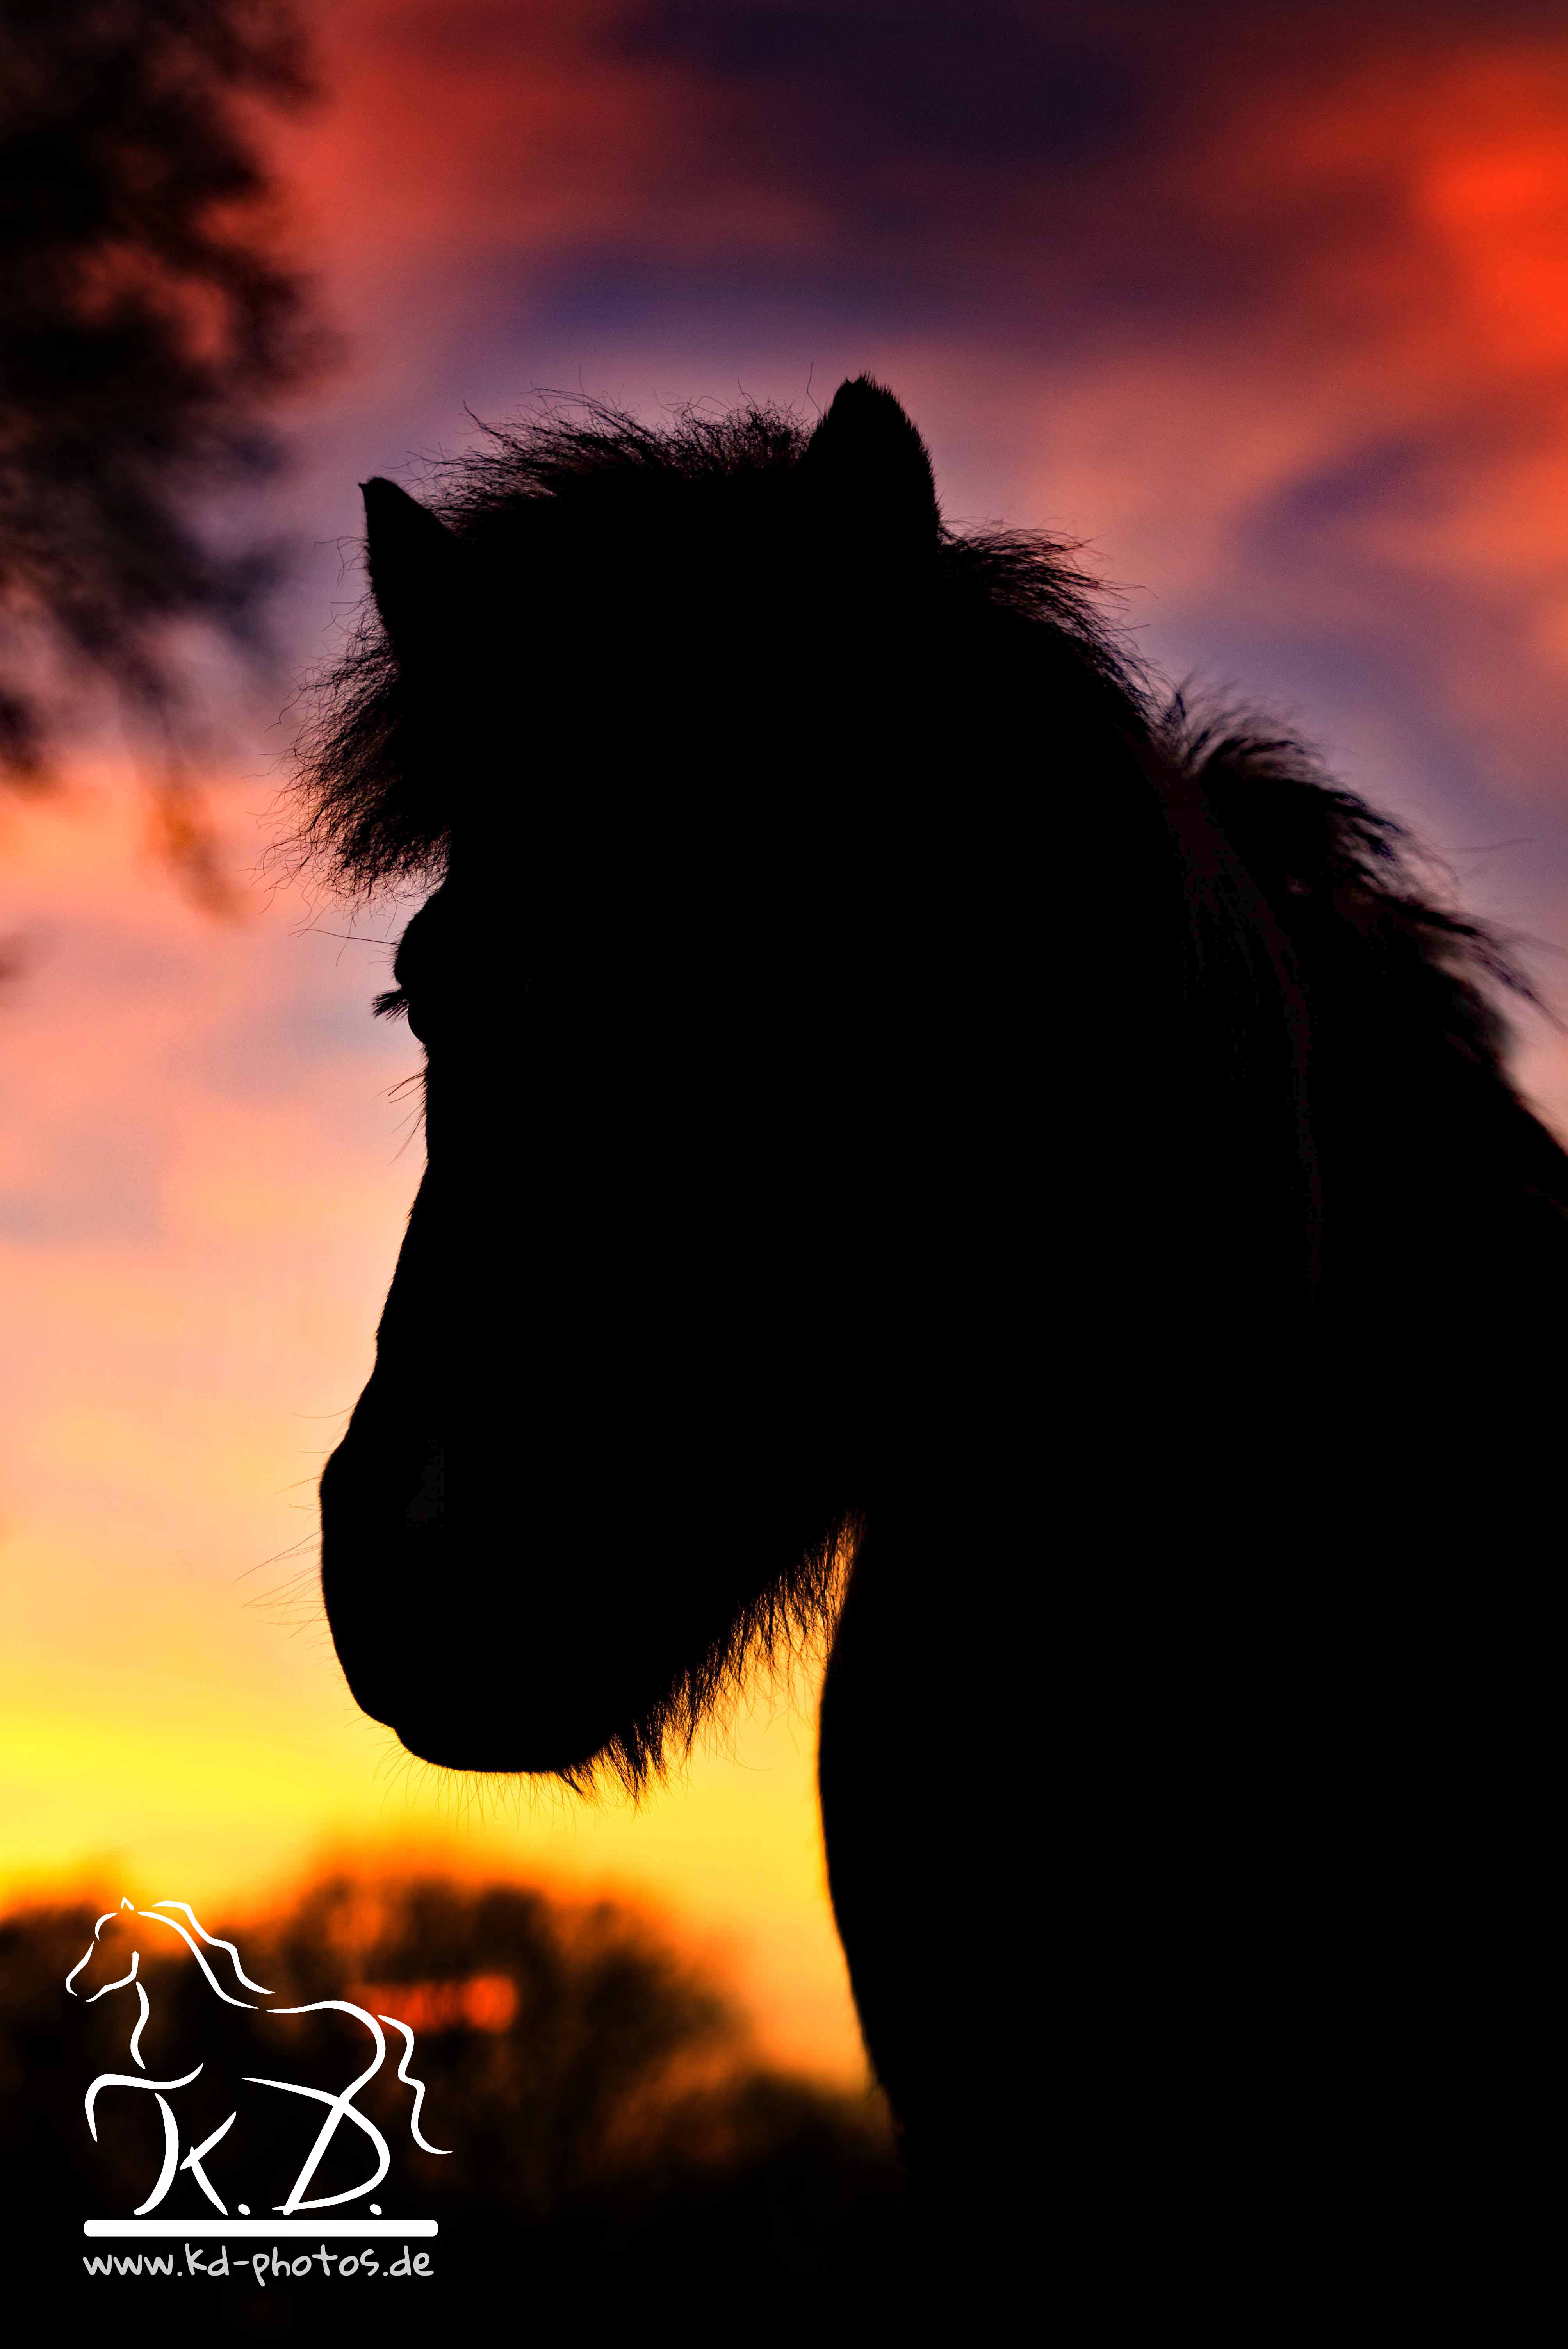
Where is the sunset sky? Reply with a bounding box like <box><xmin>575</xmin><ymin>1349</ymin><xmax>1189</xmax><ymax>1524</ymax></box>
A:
<box><xmin>7</xmin><ymin>0</ymin><xmax>1568</xmax><ymax>2083</ymax></box>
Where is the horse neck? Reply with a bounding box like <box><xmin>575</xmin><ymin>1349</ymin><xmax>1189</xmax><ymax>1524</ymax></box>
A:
<box><xmin>116</xmin><ymin>1946</ymin><xmax>212</xmax><ymax>2073</ymax></box>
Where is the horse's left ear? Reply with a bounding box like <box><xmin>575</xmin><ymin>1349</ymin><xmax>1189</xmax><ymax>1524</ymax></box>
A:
<box><xmin>362</xmin><ymin>479</ymin><xmax>463</xmax><ymax>667</ymax></box>
<box><xmin>798</xmin><ymin>375</ymin><xmax>942</xmax><ymax>548</ymax></box>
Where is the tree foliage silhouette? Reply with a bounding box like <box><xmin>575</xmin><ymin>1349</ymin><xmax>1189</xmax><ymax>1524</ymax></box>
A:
<box><xmin>0</xmin><ymin>0</ymin><xmax>323</xmax><ymax>806</ymax></box>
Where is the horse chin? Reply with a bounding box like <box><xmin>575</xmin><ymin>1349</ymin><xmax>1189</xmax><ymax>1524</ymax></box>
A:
<box><xmin>322</xmin><ymin>1535</ymin><xmax>612</xmax><ymax>1779</ymax></box>
<box><xmin>388</xmin><ymin>1717</ymin><xmax>535</xmax><ymax>1774</ymax></box>
<box><xmin>387</xmin><ymin>1713</ymin><xmax>606</xmax><ymax>1776</ymax></box>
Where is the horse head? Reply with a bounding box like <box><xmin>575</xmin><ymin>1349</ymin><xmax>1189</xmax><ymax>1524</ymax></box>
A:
<box><xmin>66</xmin><ymin>1898</ymin><xmax>146</xmax><ymax>2003</ymax></box>
<box><xmin>310</xmin><ymin>378</ymin><xmax>1057</xmax><ymax>1781</ymax></box>
<box><xmin>66</xmin><ymin>1898</ymin><xmax>271</xmax><ymax>2011</ymax></box>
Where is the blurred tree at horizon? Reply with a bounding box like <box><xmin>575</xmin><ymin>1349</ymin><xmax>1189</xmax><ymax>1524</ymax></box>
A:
<box><xmin>0</xmin><ymin>0</ymin><xmax>328</xmax><ymax>906</ymax></box>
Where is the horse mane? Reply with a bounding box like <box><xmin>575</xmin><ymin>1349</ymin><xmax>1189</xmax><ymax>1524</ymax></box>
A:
<box><xmin>1161</xmin><ymin>699</ymin><xmax>1568</xmax><ymax>1312</ymax></box>
<box><xmin>139</xmin><ymin>1900</ymin><xmax>273</xmax><ymax>2000</ymax></box>
<box><xmin>1165</xmin><ymin>700</ymin><xmax>1535</xmax><ymax>1054</ymax></box>
<box><xmin>284</xmin><ymin>394</ymin><xmax>1140</xmax><ymax>896</ymax></box>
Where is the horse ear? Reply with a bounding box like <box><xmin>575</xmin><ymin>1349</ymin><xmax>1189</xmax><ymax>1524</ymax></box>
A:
<box><xmin>362</xmin><ymin>478</ymin><xmax>461</xmax><ymax>664</ymax></box>
<box><xmin>798</xmin><ymin>375</ymin><xmax>941</xmax><ymax>546</ymax></box>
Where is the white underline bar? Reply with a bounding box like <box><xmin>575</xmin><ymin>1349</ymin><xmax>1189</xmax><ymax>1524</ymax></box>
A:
<box><xmin>84</xmin><ymin>2220</ymin><xmax>438</xmax><ymax>2238</ymax></box>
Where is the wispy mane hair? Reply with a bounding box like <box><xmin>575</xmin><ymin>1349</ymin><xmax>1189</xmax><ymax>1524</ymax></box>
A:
<box><xmin>1160</xmin><ymin>697</ymin><xmax>1545</xmax><ymax>1049</ymax></box>
<box><xmin>565</xmin><ymin>1518</ymin><xmax>855</xmax><ymax>1799</ymax></box>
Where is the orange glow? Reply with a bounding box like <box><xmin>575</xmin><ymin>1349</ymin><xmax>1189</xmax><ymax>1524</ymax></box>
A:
<box><xmin>275</xmin><ymin>0</ymin><xmax>822</xmax><ymax>292</ymax></box>
<box><xmin>350</xmin><ymin>1974</ymin><xmax>520</xmax><ymax>2032</ymax></box>
<box><xmin>1195</xmin><ymin>45</ymin><xmax>1568</xmax><ymax>372</ymax></box>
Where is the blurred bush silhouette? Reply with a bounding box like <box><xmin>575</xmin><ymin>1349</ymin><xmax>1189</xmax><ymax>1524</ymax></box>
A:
<box><xmin>0</xmin><ymin>0</ymin><xmax>327</xmax><ymax>898</ymax></box>
<box><xmin>1</xmin><ymin>1873</ymin><xmax>904</xmax><ymax>2338</ymax></box>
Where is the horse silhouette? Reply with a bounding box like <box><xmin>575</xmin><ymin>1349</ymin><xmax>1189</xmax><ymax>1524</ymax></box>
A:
<box><xmin>67</xmin><ymin>1899</ymin><xmax>446</xmax><ymax>2217</ymax></box>
<box><xmin>295</xmin><ymin>378</ymin><xmax>1563</xmax><ymax>2306</ymax></box>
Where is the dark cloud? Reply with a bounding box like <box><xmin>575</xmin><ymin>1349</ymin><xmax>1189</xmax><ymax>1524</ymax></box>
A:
<box><xmin>516</xmin><ymin>248</ymin><xmax>953</xmax><ymax>353</ymax></box>
<box><xmin>331</xmin><ymin>0</ymin><xmax>1568</xmax><ymax>369</ymax></box>
<box><xmin>620</xmin><ymin>2</ymin><xmax>1155</xmax><ymax>174</ymax></box>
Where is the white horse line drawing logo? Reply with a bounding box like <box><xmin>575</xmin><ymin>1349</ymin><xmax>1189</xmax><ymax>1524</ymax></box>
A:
<box><xmin>67</xmin><ymin>1898</ymin><xmax>450</xmax><ymax>2220</ymax></box>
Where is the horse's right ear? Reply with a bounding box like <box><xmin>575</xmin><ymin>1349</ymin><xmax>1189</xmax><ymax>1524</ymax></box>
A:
<box><xmin>797</xmin><ymin>376</ymin><xmax>942</xmax><ymax>551</ymax></box>
<box><xmin>362</xmin><ymin>479</ymin><xmax>461</xmax><ymax>665</ymax></box>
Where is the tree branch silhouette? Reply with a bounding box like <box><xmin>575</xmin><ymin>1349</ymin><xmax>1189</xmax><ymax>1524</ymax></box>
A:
<box><xmin>0</xmin><ymin>0</ymin><xmax>328</xmax><ymax>899</ymax></box>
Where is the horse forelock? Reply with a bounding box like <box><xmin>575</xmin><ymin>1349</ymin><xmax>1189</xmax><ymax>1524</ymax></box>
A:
<box><xmin>280</xmin><ymin>390</ymin><xmax>1138</xmax><ymax>901</ymax></box>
